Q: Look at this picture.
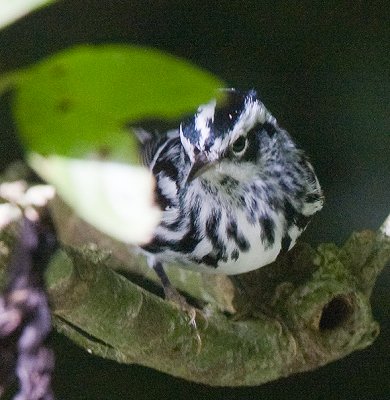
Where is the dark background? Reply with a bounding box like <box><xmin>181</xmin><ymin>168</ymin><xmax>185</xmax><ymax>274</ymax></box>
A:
<box><xmin>0</xmin><ymin>1</ymin><xmax>389</xmax><ymax>399</ymax></box>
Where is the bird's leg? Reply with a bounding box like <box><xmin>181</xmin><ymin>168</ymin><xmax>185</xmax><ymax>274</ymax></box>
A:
<box><xmin>148</xmin><ymin>259</ymin><xmax>207</xmax><ymax>353</ymax></box>
<box><xmin>152</xmin><ymin>260</ymin><xmax>197</xmax><ymax>328</ymax></box>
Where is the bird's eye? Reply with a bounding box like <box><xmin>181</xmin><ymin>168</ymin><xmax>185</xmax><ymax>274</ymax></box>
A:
<box><xmin>231</xmin><ymin>136</ymin><xmax>247</xmax><ymax>154</ymax></box>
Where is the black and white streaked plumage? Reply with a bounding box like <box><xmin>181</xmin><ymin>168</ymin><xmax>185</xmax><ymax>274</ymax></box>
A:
<box><xmin>137</xmin><ymin>89</ymin><xmax>323</xmax><ymax>281</ymax></box>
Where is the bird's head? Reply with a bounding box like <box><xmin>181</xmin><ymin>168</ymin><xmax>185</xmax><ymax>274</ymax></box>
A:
<box><xmin>180</xmin><ymin>89</ymin><xmax>274</xmax><ymax>182</ymax></box>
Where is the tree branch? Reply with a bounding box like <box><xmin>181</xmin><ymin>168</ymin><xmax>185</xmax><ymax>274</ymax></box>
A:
<box><xmin>1</xmin><ymin>181</ymin><xmax>389</xmax><ymax>387</ymax></box>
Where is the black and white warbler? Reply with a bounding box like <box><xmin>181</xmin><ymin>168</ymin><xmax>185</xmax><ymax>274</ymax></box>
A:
<box><xmin>136</xmin><ymin>89</ymin><xmax>323</xmax><ymax>305</ymax></box>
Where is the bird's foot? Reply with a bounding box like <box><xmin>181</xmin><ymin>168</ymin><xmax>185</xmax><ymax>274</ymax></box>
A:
<box><xmin>163</xmin><ymin>285</ymin><xmax>208</xmax><ymax>354</ymax></box>
<box><xmin>163</xmin><ymin>285</ymin><xmax>198</xmax><ymax>327</ymax></box>
<box><xmin>152</xmin><ymin>260</ymin><xmax>207</xmax><ymax>353</ymax></box>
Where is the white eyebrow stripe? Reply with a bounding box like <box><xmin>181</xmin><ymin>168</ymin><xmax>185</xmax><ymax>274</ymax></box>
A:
<box><xmin>228</xmin><ymin>99</ymin><xmax>269</xmax><ymax>143</ymax></box>
<box><xmin>195</xmin><ymin>99</ymin><xmax>216</xmax><ymax>150</ymax></box>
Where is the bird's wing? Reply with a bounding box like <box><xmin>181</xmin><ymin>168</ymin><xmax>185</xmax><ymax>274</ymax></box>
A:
<box><xmin>132</xmin><ymin>128</ymin><xmax>170</xmax><ymax>168</ymax></box>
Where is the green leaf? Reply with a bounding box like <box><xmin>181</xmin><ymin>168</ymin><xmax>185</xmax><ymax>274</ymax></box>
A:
<box><xmin>0</xmin><ymin>0</ymin><xmax>55</xmax><ymax>30</ymax></box>
<box><xmin>8</xmin><ymin>45</ymin><xmax>224</xmax><ymax>244</ymax></box>
<box><xmin>12</xmin><ymin>44</ymin><xmax>225</xmax><ymax>164</ymax></box>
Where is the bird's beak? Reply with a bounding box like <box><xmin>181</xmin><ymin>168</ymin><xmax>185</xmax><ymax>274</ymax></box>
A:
<box><xmin>186</xmin><ymin>153</ymin><xmax>212</xmax><ymax>183</ymax></box>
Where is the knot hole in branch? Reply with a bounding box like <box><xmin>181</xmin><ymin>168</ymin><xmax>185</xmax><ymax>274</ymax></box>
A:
<box><xmin>319</xmin><ymin>294</ymin><xmax>354</xmax><ymax>331</ymax></box>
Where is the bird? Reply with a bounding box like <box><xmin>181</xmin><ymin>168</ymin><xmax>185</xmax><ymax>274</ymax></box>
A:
<box><xmin>135</xmin><ymin>88</ymin><xmax>323</xmax><ymax>313</ymax></box>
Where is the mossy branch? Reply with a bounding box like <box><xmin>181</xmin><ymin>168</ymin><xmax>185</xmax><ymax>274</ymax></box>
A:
<box><xmin>1</xmin><ymin>183</ymin><xmax>389</xmax><ymax>387</ymax></box>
